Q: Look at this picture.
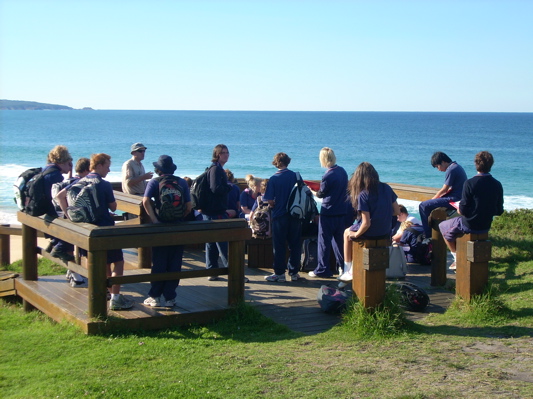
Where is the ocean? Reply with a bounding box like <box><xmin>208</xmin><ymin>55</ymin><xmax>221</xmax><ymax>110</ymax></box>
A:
<box><xmin>1</xmin><ymin>110</ymin><xmax>532</xmax><ymax>225</ymax></box>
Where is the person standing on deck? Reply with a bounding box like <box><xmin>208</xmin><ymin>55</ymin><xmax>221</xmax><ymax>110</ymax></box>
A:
<box><xmin>419</xmin><ymin>152</ymin><xmax>467</xmax><ymax>240</ymax></box>
<box><xmin>121</xmin><ymin>142</ymin><xmax>153</xmax><ymax>195</ymax></box>
<box><xmin>263</xmin><ymin>152</ymin><xmax>302</xmax><ymax>282</ymax></box>
<box><xmin>308</xmin><ymin>147</ymin><xmax>348</xmax><ymax>278</ymax></box>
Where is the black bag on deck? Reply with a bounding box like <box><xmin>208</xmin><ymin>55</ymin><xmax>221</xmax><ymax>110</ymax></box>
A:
<box><xmin>317</xmin><ymin>285</ymin><xmax>352</xmax><ymax>314</ymax></box>
<box><xmin>394</xmin><ymin>282</ymin><xmax>430</xmax><ymax>312</ymax></box>
<box><xmin>301</xmin><ymin>238</ymin><xmax>319</xmax><ymax>272</ymax></box>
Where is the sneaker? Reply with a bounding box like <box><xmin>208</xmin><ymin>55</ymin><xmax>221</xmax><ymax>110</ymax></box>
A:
<box><xmin>50</xmin><ymin>248</ymin><xmax>75</xmax><ymax>263</ymax></box>
<box><xmin>338</xmin><ymin>270</ymin><xmax>353</xmax><ymax>282</ymax></box>
<box><xmin>264</xmin><ymin>273</ymin><xmax>286</xmax><ymax>282</ymax></box>
<box><xmin>290</xmin><ymin>273</ymin><xmax>300</xmax><ymax>281</ymax></box>
<box><xmin>207</xmin><ymin>276</ymin><xmax>220</xmax><ymax>281</ymax></box>
<box><xmin>244</xmin><ymin>277</ymin><xmax>249</xmax><ymax>283</ymax></box>
<box><xmin>110</xmin><ymin>294</ymin><xmax>134</xmax><ymax>310</ymax></box>
<box><xmin>143</xmin><ymin>296</ymin><xmax>161</xmax><ymax>307</ymax></box>
<box><xmin>164</xmin><ymin>298</ymin><xmax>177</xmax><ymax>307</ymax></box>
<box><xmin>69</xmin><ymin>271</ymin><xmax>84</xmax><ymax>286</ymax></box>
<box><xmin>308</xmin><ymin>271</ymin><xmax>318</xmax><ymax>278</ymax></box>
<box><xmin>65</xmin><ymin>270</ymin><xmax>72</xmax><ymax>280</ymax></box>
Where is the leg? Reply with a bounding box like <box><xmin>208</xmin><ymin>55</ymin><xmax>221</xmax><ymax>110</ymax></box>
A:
<box><xmin>162</xmin><ymin>245</ymin><xmax>184</xmax><ymax>301</ymax></box>
<box><xmin>315</xmin><ymin>215</ymin><xmax>334</xmax><ymax>276</ymax></box>
<box><xmin>343</xmin><ymin>227</ymin><xmax>353</xmax><ymax>263</ymax></box>
<box><xmin>331</xmin><ymin>216</ymin><xmax>345</xmax><ymax>272</ymax></box>
<box><xmin>271</xmin><ymin>215</ymin><xmax>289</xmax><ymax>275</ymax></box>
<box><xmin>419</xmin><ymin>198</ymin><xmax>453</xmax><ymax>237</ymax></box>
<box><xmin>148</xmin><ymin>246</ymin><xmax>166</xmax><ymax>299</ymax></box>
<box><xmin>287</xmin><ymin>216</ymin><xmax>302</xmax><ymax>276</ymax></box>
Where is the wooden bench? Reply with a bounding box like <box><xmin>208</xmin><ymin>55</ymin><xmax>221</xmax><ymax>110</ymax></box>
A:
<box><xmin>456</xmin><ymin>232</ymin><xmax>491</xmax><ymax>301</ymax></box>
<box><xmin>350</xmin><ymin>236</ymin><xmax>390</xmax><ymax>308</ymax></box>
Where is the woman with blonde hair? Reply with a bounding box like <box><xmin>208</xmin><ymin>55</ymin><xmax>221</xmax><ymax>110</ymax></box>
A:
<box><xmin>308</xmin><ymin>147</ymin><xmax>348</xmax><ymax>278</ymax></box>
<box><xmin>240</xmin><ymin>174</ymin><xmax>261</xmax><ymax>219</ymax></box>
<box><xmin>339</xmin><ymin>162</ymin><xmax>400</xmax><ymax>283</ymax></box>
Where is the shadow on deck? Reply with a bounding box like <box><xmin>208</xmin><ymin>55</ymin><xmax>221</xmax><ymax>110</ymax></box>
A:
<box><xmin>13</xmin><ymin>249</ymin><xmax>456</xmax><ymax>335</ymax></box>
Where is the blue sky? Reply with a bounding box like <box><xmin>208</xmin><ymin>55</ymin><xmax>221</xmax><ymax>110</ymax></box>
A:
<box><xmin>1</xmin><ymin>0</ymin><xmax>532</xmax><ymax>111</ymax></box>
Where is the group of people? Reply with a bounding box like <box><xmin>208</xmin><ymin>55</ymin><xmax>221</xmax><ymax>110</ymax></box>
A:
<box><xmin>37</xmin><ymin>141</ymin><xmax>504</xmax><ymax>311</ymax></box>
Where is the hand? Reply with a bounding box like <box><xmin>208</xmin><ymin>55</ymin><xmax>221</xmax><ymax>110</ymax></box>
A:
<box><xmin>144</xmin><ymin>172</ymin><xmax>154</xmax><ymax>180</ymax></box>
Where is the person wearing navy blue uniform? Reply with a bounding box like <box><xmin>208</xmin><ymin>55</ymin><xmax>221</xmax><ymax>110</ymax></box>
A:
<box><xmin>263</xmin><ymin>152</ymin><xmax>301</xmax><ymax>282</ymax></box>
<box><xmin>201</xmin><ymin>144</ymin><xmax>231</xmax><ymax>279</ymax></box>
<box><xmin>239</xmin><ymin>174</ymin><xmax>261</xmax><ymax>219</ymax></box>
<box><xmin>225</xmin><ymin>169</ymin><xmax>240</xmax><ymax>218</ymax></box>
<box><xmin>439</xmin><ymin>151</ymin><xmax>504</xmax><ymax>270</ymax></box>
<box><xmin>338</xmin><ymin>162</ymin><xmax>400</xmax><ymax>283</ymax></box>
<box><xmin>419</xmin><ymin>152</ymin><xmax>467</xmax><ymax>238</ymax></box>
<box><xmin>308</xmin><ymin>147</ymin><xmax>348</xmax><ymax>278</ymax></box>
<box><xmin>142</xmin><ymin>155</ymin><xmax>192</xmax><ymax>307</ymax></box>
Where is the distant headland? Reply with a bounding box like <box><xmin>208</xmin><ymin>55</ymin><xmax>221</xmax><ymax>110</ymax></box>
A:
<box><xmin>0</xmin><ymin>99</ymin><xmax>93</xmax><ymax>111</ymax></box>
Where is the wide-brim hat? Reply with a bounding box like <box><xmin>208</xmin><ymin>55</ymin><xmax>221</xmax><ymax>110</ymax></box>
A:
<box><xmin>131</xmin><ymin>142</ymin><xmax>147</xmax><ymax>153</ymax></box>
<box><xmin>153</xmin><ymin>155</ymin><xmax>176</xmax><ymax>174</ymax></box>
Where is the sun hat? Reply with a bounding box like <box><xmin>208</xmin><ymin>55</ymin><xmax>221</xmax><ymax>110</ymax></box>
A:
<box><xmin>131</xmin><ymin>142</ymin><xmax>147</xmax><ymax>153</ymax></box>
<box><xmin>153</xmin><ymin>155</ymin><xmax>177</xmax><ymax>174</ymax></box>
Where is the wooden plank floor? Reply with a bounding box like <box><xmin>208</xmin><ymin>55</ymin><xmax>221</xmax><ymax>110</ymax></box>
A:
<box><xmin>13</xmin><ymin>249</ymin><xmax>456</xmax><ymax>335</ymax></box>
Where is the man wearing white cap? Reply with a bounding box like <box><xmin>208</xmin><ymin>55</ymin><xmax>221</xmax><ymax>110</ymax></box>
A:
<box><xmin>121</xmin><ymin>142</ymin><xmax>153</xmax><ymax>195</ymax></box>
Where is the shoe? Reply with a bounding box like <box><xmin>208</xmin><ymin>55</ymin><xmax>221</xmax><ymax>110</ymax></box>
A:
<box><xmin>338</xmin><ymin>281</ymin><xmax>349</xmax><ymax>289</ymax></box>
<box><xmin>143</xmin><ymin>296</ymin><xmax>161</xmax><ymax>307</ymax></box>
<box><xmin>308</xmin><ymin>271</ymin><xmax>318</xmax><ymax>278</ymax></box>
<box><xmin>244</xmin><ymin>277</ymin><xmax>249</xmax><ymax>283</ymax></box>
<box><xmin>207</xmin><ymin>276</ymin><xmax>220</xmax><ymax>281</ymax></box>
<box><xmin>45</xmin><ymin>241</ymin><xmax>55</xmax><ymax>253</ymax></box>
<box><xmin>110</xmin><ymin>294</ymin><xmax>134</xmax><ymax>310</ymax></box>
<box><xmin>69</xmin><ymin>271</ymin><xmax>84</xmax><ymax>286</ymax></box>
<box><xmin>50</xmin><ymin>248</ymin><xmax>75</xmax><ymax>263</ymax></box>
<box><xmin>290</xmin><ymin>273</ymin><xmax>300</xmax><ymax>281</ymax></box>
<box><xmin>264</xmin><ymin>273</ymin><xmax>286</xmax><ymax>282</ymax></box>
<box><xmin>65</xmin><ymin>270</ymin><xmax>72</xmax><ymax>280</ymax></box>
<box><xmin>338</xmin><ymin>270</ymin><xmax>353</xmax><ymax>282</ymax></box>
<box><xmin>164</xmin><ymin>298</ymin><xmax>177</xmax><ymax>307</ymax></box>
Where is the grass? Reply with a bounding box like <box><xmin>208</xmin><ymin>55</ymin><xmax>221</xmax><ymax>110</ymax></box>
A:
<box><xmin>1</xmin><ymin>209</ymin><xmax>533</xmax><ymax>398</ymax></box>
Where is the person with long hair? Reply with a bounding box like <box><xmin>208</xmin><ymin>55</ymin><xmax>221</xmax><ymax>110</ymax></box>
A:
<box><xmin>338</xmin><ymin>162</ymin><xmax>400</xmax><ymax>283</ymax></box>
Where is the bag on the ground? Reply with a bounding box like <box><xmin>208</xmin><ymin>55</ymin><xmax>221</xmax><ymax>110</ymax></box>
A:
<box><xmin>406</xmin><ymin>227</ymin><xmax>432</xmax><ymax>265</ymax></box>
<box><xmin>66</xmin><ymin>177</ymin><xmax>100</xmax><ymax>223</ymax></box>
<box><xmin>287</xmin><ymin>172</ymin><xmax>318</xmax><ymax>221</ymax></box>
<box><xmin>190</xmin><ymin>166</ymin><xmax>213</xmax><ymax>211</ymax></box>
<box><xmin>301</xmin><ymin>238</ymin><xmax>319</xmax><ymax>272</ymax></box>
<box><xmin>317</xmin><ymin>285</ymin><xmax>352</xmax><ymax>314</ymax></box>
<box><xmin>387</xmin><ymin>245</ymin><xmax>408</xmax><ymax>279</ymax></box>
<box><xmin>14</xmin><ymin>166</ymin><xmax>57</xmax><ymax>216</ymax></box>
<box><xmin>250</xmin><ymin>196</ymin><xmax>272</xmax><ymax>239</ymax></box>
<box><xmin>156</xmin><ymin>175</ymin><xmax>186</xmax><ymax>222</ymax></box>
<box><xmin>394</xmin><ymin>282</ymin><xmax>430</xmax><ymax>312</ymax></box>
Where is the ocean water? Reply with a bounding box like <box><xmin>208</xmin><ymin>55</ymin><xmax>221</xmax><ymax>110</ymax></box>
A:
<box><xmin>1</xmin><ymin>110</ymin><xmax>532</xmax><ymax>225</ymax></box>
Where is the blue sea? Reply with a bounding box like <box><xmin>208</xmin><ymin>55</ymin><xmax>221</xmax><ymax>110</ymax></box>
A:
<box><xmin>1</xmin><ymin>110</ymin><xmax>532</xmax><ymax>225</ymax></box>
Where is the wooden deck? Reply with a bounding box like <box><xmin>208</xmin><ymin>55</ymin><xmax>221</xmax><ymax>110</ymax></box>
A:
<box><xmin>12</xmin><ymin>249</ymin><xmax>455</xmax><ymax>335</ymax></box>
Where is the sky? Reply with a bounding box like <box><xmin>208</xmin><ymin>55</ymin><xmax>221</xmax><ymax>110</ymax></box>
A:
<box><xmin>1</xmin><ymin>0</ymin><xmax>532</xmax><ymax>112</ymax></box>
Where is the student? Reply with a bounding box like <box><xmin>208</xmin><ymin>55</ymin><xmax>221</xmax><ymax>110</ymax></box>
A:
<box><xmin>391</xmin><ymin>204</ymin><xmax>422</xmax><ymax>243</ymax></box>
<box><xmin>142</xmin><ymin>155</ymin><xmax>192</xmax><ymax>307</ymax></box>
<box><xmin>263</xmin><ymin>152</ymin><xmax>302</xmax><ymax>282</ymax></box>
<box><xmin>84</xmin><ymin>153</ymin><xmax>133</xmax><ymax>310</ymax></box>
<box><xmin>439</xmin><ymin>151</ymin><xmax>504</xmax><ymax>271</ymax></box>
<box><xmin>225</xmin><ymin>169</ymin><xmax>241</xmax><ymax>218</ymax></box>
<box><xmin>201</xmin><ymin>144</ymin><xmax>231</xmax><ymax>280</ymax></box>
<box><xmin>240</xmin><ymin>174</ymin><xmax>261</xmax><ymax>219</ymax></box>
<box><xmin>339</xmin><ymin>162</ymin><xmax>400</xmax><ymax>283</ymax></box>
<box><xmin>121</xmin><ymin>142</ymin><xmax>153</xmax><ymax>195</ymax></box>
<box><xmin>41</xmin><ymin>145</ymin><xmax>73</xmax><ymax>262</ymax></box>
<box><xmin>308</xmin><ymin>147</ymin><xmax>348</xmax><ymax>278</ymax></box>
<box><xmin>419</xmin><ymin>152</ymin><xmax>467</xmax><ymax>239</ymax></box>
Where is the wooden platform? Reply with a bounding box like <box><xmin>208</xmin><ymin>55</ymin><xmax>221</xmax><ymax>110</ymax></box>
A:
<box><xmin>12</xmin><ymin>249</ymin><xmax>456</xmax><ymax>335</ymax></box>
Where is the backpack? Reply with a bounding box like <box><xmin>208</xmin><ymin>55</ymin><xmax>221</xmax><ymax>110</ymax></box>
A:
<box><xmin>156</xmin><ymin>175</ymin><xmax>186</xmax><ymax>222</ymax></box>
<box><xmin>317</xmin><ymin>285</ymin><xmax>353</xmax><ymax>314</ymax></box>
<box><xmin>287</xmin><ymin>172</ymin><xmax>318</xmax><ymax>221</ymax></box>
<box><xmin>52</xmin><ymin>176</ymin><xmax>78</xmax><ymax>210</ymax></box>
<box><xmin>250</xmin><ymin>196</ymin><xmax>272</xmax><ymax>239</ymax></box>
<box><xmin>386</xmin><ymin>245</ymin><xmax>407</xmax><ymax>279</ymax></box>
<box><xmin>66</xmin><ymin>177</ymin><xmax>100</xmax><ymax>223</ymax></box>
<box><xmin>301</xmin><ymin>238</ymin><xmax>319</xmax><ymax>272</ymax></box>
<box><xmin>190</xmin><ymin>166</ymin><xmax>213</xmax><ymax>211</ymax></box>
<box><xmin>394</xmin><ymin>282</ymin><xmax>430</xmax><ymax>312</ymax></box>
<box><xmin>406</xmin><ymin>227</ymin><xmax>432</xmax><ymax>265</ymax></box>
<box><xmin>14</xmin><ymin>166</ymin><xmax>57</xmax><ymax>216</ymax></box>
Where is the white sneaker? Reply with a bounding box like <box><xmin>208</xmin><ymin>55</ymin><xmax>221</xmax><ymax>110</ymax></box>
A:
<box><xmin>143</xmin><ymin>296</ymin><xmax>161</xmax><ymax>307</ymax></box>
<box><xmin>290</xmin><ymin>273</ymin><xmax>300</xmax><ymax>281</ymax></box>
<box><xmin>338</xmin><ymin>270</ymin><xmax>353</xmax><ymax>282</ymax></box>
<box><xmin>69</xmin><ymin>271</ymin><xmax>84</xmax><ymax>285</ymax></box>
<box><xmin>110</xmin><ymin>294</ymin><xmax>134</xmax><ymax>310</ymax></box>
<box><xmin>308</xmin><ymin>271</ymin><xmax>318</xmax><ymax>278</ymax></box>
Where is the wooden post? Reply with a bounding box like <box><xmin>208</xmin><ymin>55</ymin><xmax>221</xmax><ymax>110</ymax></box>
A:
<box><xmin>87</xmin><ymin>250</ymin><xmax>108</xmax><ymax>319</ymax></box>
<box><xmin>138</xmin><ymin>213</ymin><xmax>152</xmax><ymax>268</ymax></box>
<box><xmin>351</xmin><ymin>237</ymin><xmax>389</xmax><ymax>308</ymax></box>
<box><xmin>227</xmin><ymin>240</ymin><xmax>245</xmax><ymax>306</ymax></box>
<box><xmin>456</xmin><ymin>233</ymin><xmax>491</xmax><ymax>301</ymax></box>
<box><xmin>0</xmin><ymin>233</ymin><xmax>10</xmax><ymax>265</ymax></box>
<box><xmin>21</xmin><ymin>223</ymin><xmax>38</xmax><ymax>311</ymax></box>
<box><xmin>429</xmin><ymin>208</ymin><xmax>448</xmax><ymax>286</ymax></box>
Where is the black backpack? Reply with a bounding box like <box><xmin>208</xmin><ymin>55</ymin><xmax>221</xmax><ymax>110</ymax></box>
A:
<box><xmin>394</xmin><ymin>282</ymin><xmax>430</xmax><ymax>312</ymax></box>
<box><xmin>250</xmin><ymin>196</ymin><xmax>272</xmax><ymax>239</ymax></box>
<box><xmin>190</xmin><ymin>166</ymin><xmax>214</xmax><ymax>211</ymax></box>
<box><xmin>14</xmin><ymin>166</ymin><xmax>58</xmax><ymax>216</ymax></box>
<box><xmin>301</xmin><ymin>238</ymin><xmax>319</xmax><ymax>272</ymax></box>
<box><xmin>156</xmin><ymin>175</ymin><xmax>186</xmax><ymax>222</ymax></box>
<box><xmin>317</xmin><ymin>285</ymin><xmax>353</xmax><ymax>314</ymax></box>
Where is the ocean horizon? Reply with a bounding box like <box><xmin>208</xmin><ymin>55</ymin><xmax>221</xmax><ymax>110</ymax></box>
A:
<box><xmin>1</xmin><ymin>110</ymin><xmax>532</xmax><ymax>225</ymax></box>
